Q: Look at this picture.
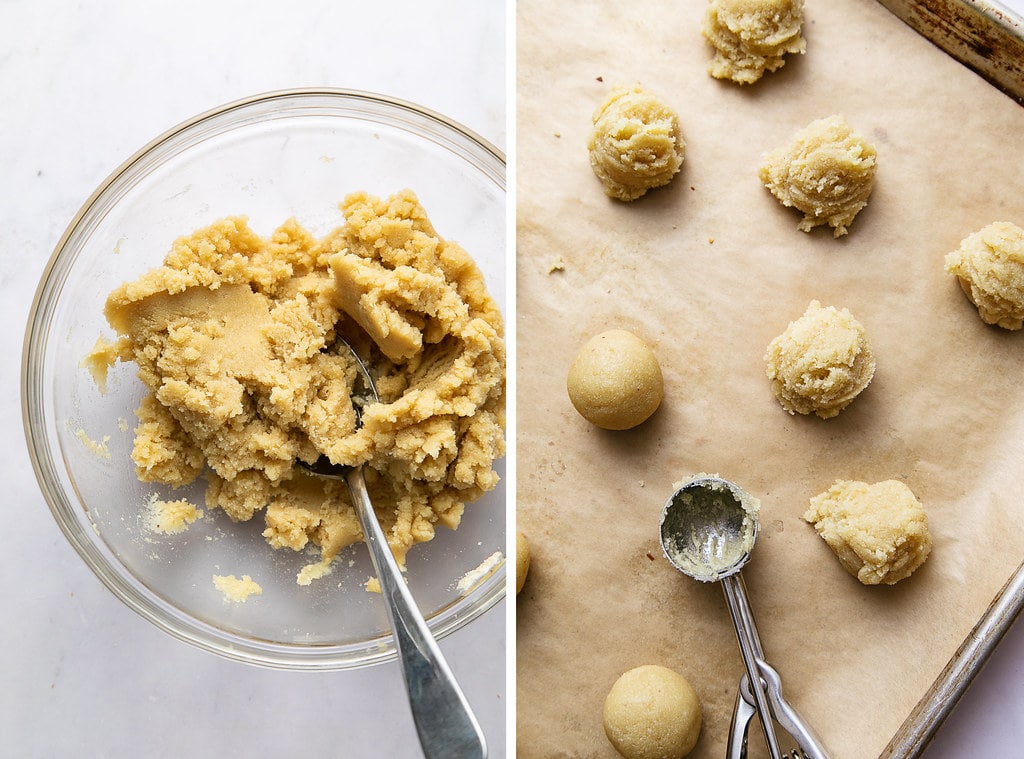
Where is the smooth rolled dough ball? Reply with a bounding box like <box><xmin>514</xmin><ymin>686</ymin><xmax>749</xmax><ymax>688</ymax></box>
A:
<box><xmin>587</xmin><ymin>85</ymin><xmax>684</xmax><ymax>201</ymax></box>
<box><xmin>603</xmin><ymin>665</ymin><xmax>702</xmax><ymax>759</ymax></box>
<box><xmin>944</xmin><ymin>221</ymin><xmax>1024</xmax><ymax>329</ymax></box>
<box><xmin>567</xmin><ymin>329</ymin><xmax>664</xmax><ymax>430</ymax></box>
<box><xmin>702</xmin><ymin>0</ymin><xmax>807</xmax><ymax>84</ymax></box>
<box><xmin>805</xmin><ymin>479</ymin><xmax>932</xmax><ymax>585</ymax></box>
<box><xmin>765</xmin><ymin>300</ymin><xmax>875</xmax><ymax>419</ymax></box>
<box><xmin>759</xmin><ymin>114</ymin><xmax>877</xmax><ymax>237</ymax></box>
<box><xmin>515</xmin><ymin>530</ymin><xmax>531</xmax><ymax>594</ymax></box>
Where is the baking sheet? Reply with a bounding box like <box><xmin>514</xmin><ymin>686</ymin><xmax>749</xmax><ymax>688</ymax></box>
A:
<box><xmin>514</xmin><ymin>1</ymin><xmax>1024</xmax><ymax>757</ymax></box>
<box><xmin>877</xmin><ymin>0</ymin><xmax>1024</xmax><ymax>104</ymax></box>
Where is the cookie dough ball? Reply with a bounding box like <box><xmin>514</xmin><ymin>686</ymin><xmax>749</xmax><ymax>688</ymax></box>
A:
<box><xmin>759</xmin><ymin>114</ymin><xmax>877</xmax><ymax>237</ymax></box>
<box><xmin>515</xmin><ymin>530</ymin><xmax>531</xmax><ymax>594</ymax></box>
<box><xmin>765</xmin><ymin>300</ymin><xmax>875</xmax><ymax>419</ymax></box>
<box><xmin>805</xmin><ymin>480</ymin><xmax>932</xmax><ymax>585</ymax></box>
<box><xmin>567</xmin><ymin>329</ymin><xmax>664</xmax><ymax>430</ymax></box>
<box><xmin>944</xmin><ymin>221</ymin><xmax>1024</xmax><ymax>329</ymax></box>
<box><xmin>588</xmin><ymin>85</ymin><xmax>684</xmax><ymax>201</ymax></box>
<box><xmin>603</xmin><ymin>665</ymin><xmax>702</xmax><ymax>759</ymax></box>
<box><xmin>702</xmin><ymin>0</ymin><xmax>807</xmax><ymax>84</ymax></box>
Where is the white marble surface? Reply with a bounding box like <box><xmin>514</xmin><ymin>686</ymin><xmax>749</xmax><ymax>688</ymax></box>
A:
<box><xmin>1</xmin><ymin>2</ymin><xmax>506</xmax><ymax>758</ymax></box>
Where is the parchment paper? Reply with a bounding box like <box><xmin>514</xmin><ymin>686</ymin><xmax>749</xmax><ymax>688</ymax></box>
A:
<box><xmin>515</xmin><ymin>1</ymin><xmax>1024</xmax><ymax>757</ymax></box>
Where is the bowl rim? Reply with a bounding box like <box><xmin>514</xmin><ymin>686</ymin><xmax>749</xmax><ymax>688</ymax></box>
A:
<box><xmin>21</xmin><ymin>87</ymin><xmax>507</xmax><ymax>671</ymax></box>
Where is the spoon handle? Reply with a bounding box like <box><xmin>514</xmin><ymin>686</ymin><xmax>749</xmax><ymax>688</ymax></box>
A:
<box><xmin>346</xmin><ymin>466</ymin><xmax>487</xmax><ymax>759</ymax></box>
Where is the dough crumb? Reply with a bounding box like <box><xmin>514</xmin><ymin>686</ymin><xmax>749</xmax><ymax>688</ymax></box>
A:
<box><xmin>81</xmin><ymin>336</ymin><xmax>124</xmax><ymax>394</ymax></box>
<box><xmin>759</xmin><ymin>114</ymin><xmax>877</xmax><ymax>237</ymax></box>
<box><xmin>548</xmin><ymin>255</ymin><xmax>566</xmax><ymax>273</ymax></box>
<box><xmin>144</xmin><ymin>494</ymin><xmax>204</xmax><ymax>534</ymax></box>
<box><xmin>297</xmin><ymin>558</ymin><xmax>333</xmax><ymax>586</ymax></box>
<box><xmin>457</xmin><ymin>550</ymin><xmax>504</xmax><ymax>594</ymax></box>
<box><xmin>702</xmin><ymin>0</ymin><xmax>806</xmax><ymax>84</ymax></box>
<box><xmin>213</xmin><ymin>574</ymin><xmax>263</xmax><ymax>602</ymax></box>
<box><xmin>515</xmin><ymin>532</ymin><xmax>531</xmax><ymax>595</ymax></box>
<box><xmin>603</xmin><ymin>665</ymin><xmax>702</xmax><ymax>759</ymax></box>
<box><xmin>587</xmin><ymin>85</ymin><xmax>684</xmax><ymax>201</ymax></box>
<box><xmin>74</xmin><ymin>428</ymin><xmax>111</xmax><ymax>459</ymax></box>
<box><xmin>765</xmin><ymin>300</ymin><xmax>875</xmax><ymax>419</ymax></box>
<box><xmin>805</xmin><ymin>480</ymin><xmax>932</xmax><ymax>585</ymax></box>
<box><xmin>944</xmin><ymin>221</ymin><xmax>1024</xmax><ymax>329</ymax></box>
<box><xmin>567</xmin><ymin>329</ymin><xmax>664</xmax><ymax>430</ymax></box>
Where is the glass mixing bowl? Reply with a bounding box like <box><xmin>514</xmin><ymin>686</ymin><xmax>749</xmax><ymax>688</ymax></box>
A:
<box><xmin>22</xmin><ymin>89</ymin><xmax>506</xmax><ymax>670</ymax></box>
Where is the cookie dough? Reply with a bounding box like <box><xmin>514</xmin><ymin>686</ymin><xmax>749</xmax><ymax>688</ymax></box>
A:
<box><xmin>567</xmin><ymin>329</ymin><xmax>663</xmax><ymax>430</ymax></box>
<box><xmin>702</xmin><ymin>0</ymin><xmax>806</xmax><ymax>84</ymax></box>
<box><xmin>213</xmin><ymin>574</ymin><xmax>263</xmax><ymax>602</ymax></box>
<box><xmin>759</xmin><ymin>114</ymin><xmax>877</xmax><ymax>237</ymax></box>
<box><xmin>90</xmin><ymin>190</ymin><xmax>505</xmax><ymax>577</ymax></box>
<box><xmin>587</xmin><ymin>85</ymin><xmax>685</xmax><ymax>201</ymax></box>
<box><xmin>944</xmin><ymin>221</ymin><xmax>1024</xmax><ymax>329</ymax></box>
<box><xmin>516</xmin><ymin>530</ymin><xmax>531</xmax><ymax>594</ymax></box>
<box><xmin>603</xmin><ymin>665</ymin><xmax>703</xmax><ymax>759</ymax></box>
<box><xmin>805</xmin><ymin>480</ymin><xmax>932</xmax><ymax>585</ymax></box>
<box><xmin>765</xmin><ymin>300</ymin><xmax>875</xmax><ymax>419</ymax></box>
<box><xmin>144</xmin><ymin>494</ymin><xmax>204</xmax><ymax>535</ymax></box>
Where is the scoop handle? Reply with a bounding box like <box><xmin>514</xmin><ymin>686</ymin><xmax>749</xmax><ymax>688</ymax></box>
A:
<box><xmin>346</xmin><ymin>466</ymin><xmax>487</xmax><ymax>759</ymax></box>
<box><xmin>754</xmin><ymin>660</ymin><xmax>832</xmax><ymax>759</ymax></box>
<box><xmin>722</xmin><ymin>573</ymin><xmax>783</xmax><ymax>759</ymax></box>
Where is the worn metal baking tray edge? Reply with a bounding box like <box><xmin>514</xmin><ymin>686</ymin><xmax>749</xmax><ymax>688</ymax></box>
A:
<box><xmin>883</xmin><ymin>557</ymin><xmax>1024</xmax><ymax>756</ymax></box>
<box><xmin>876</xmin><ymin>0</ymin><xmax>1024</xmax><ymax>104</ymax></box>
<box><xmin>869</xmin><ymin>3</ymin><xmax>1024</xmax><ymax>754</ymax></box>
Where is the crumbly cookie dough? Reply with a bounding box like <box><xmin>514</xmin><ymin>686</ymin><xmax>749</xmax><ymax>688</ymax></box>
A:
<box><xmin>144</xmin><ymin>494</ymin><xmax>204</xmax><ymax>535</ymax></box>
<box><xmin>213</xmin><ymin>574</ymin><xmax>263</xmax><ymax>602</ymax></box>
<box><xmin>702</xmin><ymin>0</ymin><xmax>807</xmax><ymax>84</ymax></box>
<box><xmin>74</xmin><ymin>428</ymin><xmax>111</xmax><ymax>459</ymax></box>
<box><xmin>603</xmin><ymin>665</ymin><xmax>703</xmax><ymax>759</ymax></box>
<box><xmin>516</xmin><ymin>530</ymin><xmax>531</xmax><ymax>594</ymax></box>
<box><xmin>765</xmin><ymin>300</ymin><xmax>875</xmax><ymax>419</ymax></box>
<box><xmin>805</xmin><ymin>480</ymin><xmax>932</xmax><ymax>585</ymax></box>
<box><xmin>90</xmin><ymin>190</ymin><xmax>505</xmax><ymax>577</ymax></box>
<box><xmin>587</xmin><ymin>85</ymin><xmax>685</xmax><ymax>201</ymax></box>
<box><xmin>759</xmin><ymin>114</ymin><xmax>877</xmax><ymax>237</ymax></box>
<box><xmin>567</xmin><ymin>329</ymin><xmax>664</xmax><ymax>430</ymax></box>
<box><xmin>944</xmin><ymin>221</ymin><xmax>1024</xmax><ymax>329</ymax></box>
<box><xmin>456</xmin><ymin>550</ymin><xmax>504</xmax><ymax>593</ymax></box>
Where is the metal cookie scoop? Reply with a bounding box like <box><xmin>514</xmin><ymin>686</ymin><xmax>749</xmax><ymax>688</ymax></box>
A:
<box><xmin>301</xmin><ymin>340</ymin><xmax>486</xmax><ymax>759</ymax></box>
<box><xmin>659</xmin><ymin>474</ymin><xmax>829</xmax><ymax>759</ymax></box>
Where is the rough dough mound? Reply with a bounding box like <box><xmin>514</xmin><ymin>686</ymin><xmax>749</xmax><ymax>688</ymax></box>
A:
<box><xmin>94</xmin><ymin>190</ymin><xmax>506</xmax><ymax>574</ymax></box>
<box><xmin>944</xmin><ymin>221</ymin><xmax>1024</xmax><ymax>329</ymax></box>
<box><xmin>765</xmin><ymin>300</ymin><xmax>875</xmax><ymax>419</ymax></box>
<box><xmin>587</xmin><ymin>85</ymin><xmax>685</xmax><ymax>201</ymax></box>
<box><xmin>702</xmin><ymin>0</ymin><xmax>806</xmax><ymax>84</ymax></box>
<box><xmin>603</xmin><ymin>665</ymin><xmax>702</xmax><ymax>759</ymax></box>
<box><xmin>759</xmin><ymin>114</ymin><xmax>877</xmax><ymax>237</ymax></box>
<box><xmin>515</xmin><ymin>530</ymin><xmax>531</xmax><ymax>594</ymax></box>
<box><xmin>567</xmin><ymin>329</ymin><xmax>664</xmax><ymax>430</ymax></box>
<box><xmin>805</xmin><ymin>480</ymin><xmax>932</xmax><ymax>585</ymax></box>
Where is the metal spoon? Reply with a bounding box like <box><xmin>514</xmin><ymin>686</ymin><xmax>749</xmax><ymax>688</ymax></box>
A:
<box><xmin>659</xmin><ymin>474</ymin><xmax>783</xmax><ymax>759</ymax></box>
<box><xmin>301</xmin><ymin>340</ymin><xmax>486</xmax><ymax>759</ymax></box>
